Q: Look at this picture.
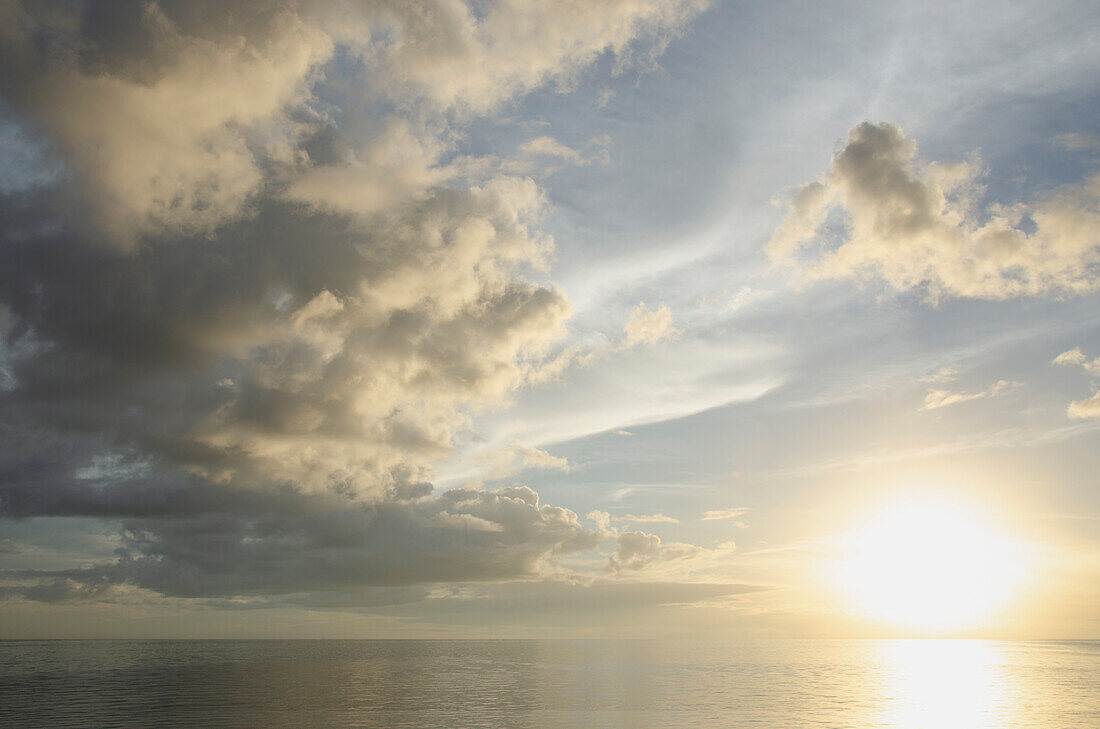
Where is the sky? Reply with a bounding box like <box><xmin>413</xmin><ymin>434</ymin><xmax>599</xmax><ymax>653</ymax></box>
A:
<box><xmin>0</xmin><ymin>0</ymin><xmax>1098</xmax><ymax>639</ymax></box>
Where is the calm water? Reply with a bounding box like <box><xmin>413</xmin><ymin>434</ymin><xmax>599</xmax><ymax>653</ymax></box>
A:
<box><xmin>1</xmin><ymin>639</ymin><xmax>1097</xmax><ymax>728</ymax></box>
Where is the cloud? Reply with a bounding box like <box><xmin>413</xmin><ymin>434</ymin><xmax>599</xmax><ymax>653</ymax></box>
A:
<box><xmin>919</xmin><ymin>379</ymin><xmax>1019</xmax><ymax>411</ymax></box>
<box><xmin>586</xmin><ymin>510</ymin><xmax>614</xmax><ymax>536</ymax></box>
<box><xmin>513</xmin><ymin>135</ymin><xmax>611</xmax><ymax>173</ymax></box>
<box><xmin>0</xmin><ymin>0</ymin><xmax>705</xmax><ymax>604</ymax></box>
<box><xmin>921</xmin><ymin>366</ymin><xmax>959</xmax><ymax>385</ymax></box>
<box><xmin>285</xmin><ymin>121</ymin><xmax>451</xmax><ymax>217</ymax></box>
<box><xmin>1</xmin><ymin>0</ymin><xmax>707</xmax><ymax>242</ymax></box>
<box><xmin>356</xmin><ymin>0</ymin><xmax>710</xmax><ymax>114</ymax></box>
<box><xmin>609</xmin><ymin>530</ymin><xmax>701</xmax><ymax>573</ymax></box>
<box><xmin>2</xmin><ymin>3</ymin><xmax>333</xmax><ymax>244</ymax></box>
<box><xmin>623</xmin><ymin>301</ymin><xmax>677</xmax><ymax>347</ymax></box>
<box><xmin>610</xmin><ymin>531</ymin><xmax>662</xmax><ymax>572</ymax></box>
<box><xmin>701</xmin><ymin>508</ymin><xmax>748</xmax><ymax>521</ymax></box>
<box><xmin>1054</xmin><ymin>348</ymin><xmax>1100</xmax><ymax>419</ymax></box>
<box><xmin>1054</xmin><ymin>347</ymin><xmax>1100</xmax><ymax>376</ymax></box>
<box><xmin>461</xmin><ymin>295</ymin><xmax>680</xmax><ymax>396</ymax></box>
<box><xmin>768</xmin><ymin>122</ymin><xmax>1100</xmax><ymax>301</ymax></box>
<box><xmin>1067</xmin><ymin>393</ymin><xmax>1100</xmax><ymax>420</ymax></box>
<box><xmin>619</xmin><ymin>513</ymin><xmax>680</xmax><ymax>524</ymax></box>
<box><xmin>0</xmin><ymin>576</ymin><xmax>151</xmax><ymax>605</ymax></box>
<box><xmin>4</xmin><ymin>485</ymin><xmax>598</xmax><ymax>600</ymax></box>
<box><xmin>477</xmin><ymin>443</ymin><xmax>572</xmax><ymax>480</ymax></box>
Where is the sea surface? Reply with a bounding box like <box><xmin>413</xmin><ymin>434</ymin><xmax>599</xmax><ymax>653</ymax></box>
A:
<box><xmin>1</xmin><ymin>639</ymin><xmax>1097</xmax><ymax>728</ymax></box>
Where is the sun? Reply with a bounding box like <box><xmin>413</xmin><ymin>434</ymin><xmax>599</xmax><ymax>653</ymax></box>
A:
<box><xmin>835</xmin><ymin>496</ymin><xmax>1030</xmax><ymax>632</ymax></box>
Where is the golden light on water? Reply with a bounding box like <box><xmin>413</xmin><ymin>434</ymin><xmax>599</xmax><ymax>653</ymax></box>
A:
<box><xmin>836</xmin><ymin>497</ymin><xmax>1031</xmax><ymax>632</ymax></box>
<box><xmin>878</xmin><ymin>640</ymin><xmax>1014</xmax><ymax>728</ymax></box>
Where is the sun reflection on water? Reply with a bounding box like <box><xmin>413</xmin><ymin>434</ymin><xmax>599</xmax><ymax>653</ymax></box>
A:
<box><xmin>877</xmin><ymin>640</ymin><xmax>1016</xmax><ymax>729</ymax></box>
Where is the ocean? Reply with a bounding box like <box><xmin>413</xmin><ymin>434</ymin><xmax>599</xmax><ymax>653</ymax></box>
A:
<box><xmin>1</xmin><ymin>639</ymin><xmax>1097</xmax><ymax>728</ymax></box>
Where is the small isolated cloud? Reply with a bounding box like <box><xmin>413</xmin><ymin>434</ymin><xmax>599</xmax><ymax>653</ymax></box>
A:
<box><xmin>623</xmin><ymin>301</ymin><xmax>677</xmax><ymax>347</ymax></box>
<box><xmin>920</xmin><ymin>380</ymin><xmax>1019</xmax><ymax>411</ymax></box>
<box><xmin>619</xmin><ymin>513</ymin><xmax>680</xmax><ymax>524</ymax></box>
<box><xmin>1054</xmin><ymin>348</ymin><xmax>1100</xmax><ymax>419</ymax></box>
<box><xmin>696</xmin><ymin>287</ymin><xmax>772</xmax><ymax>318</ymax></box>
<box><xmin>609</xmin><ymin>487</ymin><xmax>635</xmax><ymax>502</ymax></box>
<box><xmin>609</xmin><ymin>530</ymin><xmax>700</xmax><ymax>573</ymax></box>
<box><xmin>1067</xmin><ymin>393</ymin><xmax>1100</xmax><ymax>419</ymax></box>
<box><xmin>615</xmin><ymin>429</ymin><xmax>633</xmax><ymax>436</ymax></box>
<box><xmin>701</xmin><ymin>508</ymin><xmax>749</xmax><ymax>522</ymax></box>
<box><xmin>515</xmin><ymin>135</ymin><xmax>610</xmax><ymax>170</ymax></box>
<box><xmin>1054</xmin><ymin>348</ymin><xmax>1087</xmax><ymax>367</ymax></box>
<box><xmin>768</xmin><ymin>122</ymin><xmax>1100</xmax><ymax>301</ymax></box>
<box><xmin>478</xmin><ymin>443</ymin><xmax>572</xmax><ymax>480</ymax></box>
<box><xmin>1054</xmin><ymin>347</ymin><xmax>1100</xmax><ymax>376</ymax></box>
<box><xmin>921</xmin><ymin>366</ymin><xmax>959</xmax><ymax>384</ymax></box>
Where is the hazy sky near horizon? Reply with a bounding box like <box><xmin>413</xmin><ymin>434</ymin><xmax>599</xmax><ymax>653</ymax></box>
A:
<box><xmin>1</xmin><ymin>0</ymin><xmax>1098</xmax><ymax>639</ymax></box>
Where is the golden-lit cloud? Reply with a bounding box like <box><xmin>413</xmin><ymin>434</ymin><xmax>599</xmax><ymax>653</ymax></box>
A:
<box><xmin>1067</xmin><ymin>393</ymin><xmax>1100</xmax><ymax>419</ymax></box>
<box><xmin>624</xmin><ymin>301</ymin><xmax>677</xmax><ymax>346</ymax></box>
<box><xmin>519</xmin><ymin>135</ymin><xmax>609</xmax><ymax>166</ymax></box>
<box><xmin>1054</xmin><ymin>347</ymin><xmax>1100</xmax><ymax>419</ymax></box>
<box><xmin>0</xmin><ymin>0</ymin><xmax>708</xmax><ymax>606</ymax></box>
<box><xmin>1053</xmin><ymin>347</ymin><xmax>1100</xmax><ymax>375</ymax></box>
<box><xmin>619</xmin><ymin>513</ymin><xmax>680</xmax><ymax>524</ymax></box>
<box><xmin>768</xmin><ymin>122</ymin><xmax>1100</xmax><ymax>301</ymax></box>
<box><xmin>475</xmin><ymin>443</ymin><xmax>572</xmax><ymax>480</ymax></box>
<box><xmin>920</xmin><ymin>380</ymin><xmax>1018</xmax><ymax>411</ymax></box>
<box><xmin>1</xmin><ymin>0</ymin><xmax>1095</xmax><ymax>642</ymax></box>
<box><xmin>3</xmin><ymin>4</ymin><xmax>332</xmax><ymax>244</ymax></box>
<box><xmin>701</xmin><ymin>508</ymin><xmax>748</xmax><ymax>521</ymax></box>
<box><xmin>345</xmin><ymin>0</ymin><xmax>710</xmax><ymax>114</ymax></box>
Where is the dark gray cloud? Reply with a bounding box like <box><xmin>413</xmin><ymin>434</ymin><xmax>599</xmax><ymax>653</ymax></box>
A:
<box><xmin>3</xmin><ymin>486</ymin><xmax>597</xmax><ymax>599</ymax></box>
<box><xmin>0</xmin><ymin>0</ymin><xmax>707</xmax><ymax>606</ymax></box>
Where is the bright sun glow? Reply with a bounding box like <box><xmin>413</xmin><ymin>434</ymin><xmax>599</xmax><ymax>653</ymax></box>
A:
<box><xmin>837</xmin><ymin>496</ymin><xmax>1030</xmax><ymax>632</ymax></box>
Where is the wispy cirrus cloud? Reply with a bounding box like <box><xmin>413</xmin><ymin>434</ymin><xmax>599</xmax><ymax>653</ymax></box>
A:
<box><xmin>920</xmin><ymin>380</ymin><xmax>1019</xmax><ymax>411</ymax></box>
<box><xmin>476</xmin><ymin>444</ymin><xmax>572</xmax><ymax>480</ymax></box>
<box><xmin>619</xmin><ymin>513</ymin><xmax>680</xmax><ymax>524</ymax></box>
<box><xmin>702</xmin><ymin>508</ymin><xmax>749</xmax><ymax>522</ymax></box>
